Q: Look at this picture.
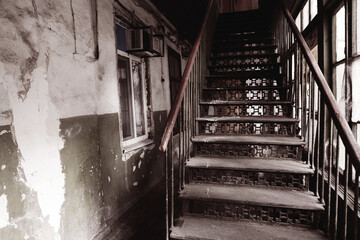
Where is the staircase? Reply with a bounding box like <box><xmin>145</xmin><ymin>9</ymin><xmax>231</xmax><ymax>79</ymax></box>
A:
<box><xmin>170</xmin><ymin>10</ymin><xmax>327</xmax><ymax>240</ymax></box>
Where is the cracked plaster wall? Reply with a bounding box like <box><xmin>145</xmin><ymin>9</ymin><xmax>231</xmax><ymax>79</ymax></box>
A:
<box><xmin>0</xmin><ymin>0</ymin><xmax>186</xmax><ymax>239</ymax></box>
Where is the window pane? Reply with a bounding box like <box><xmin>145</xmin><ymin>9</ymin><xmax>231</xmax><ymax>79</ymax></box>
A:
<box><xmin>357</xmin><ymin>0</ymin><xmax>360</xmax><ymax>53</ymax></box>
<box><xmin>334</xmin><ymin>63</ymin><xmax>346</xmax><ymax>169</ymax></box>
<box><xmin>116</xmin><ymin>24</ymin><xmax>127</xmax><ymax>52</ymax></box>
<box><xmin>302</xmin><ymin>1</ymin><xmax>310</xmax><ymax>30</ymax></box>
<box><xmin>310</xmin><ymin>0</ymin><xmax>317</xmax><ymax>20</ymax></box>
<box><xmin>118</xmin><ymin>57</ymin><xmax>133</xmax><ymax>140</ymax></box>
<box><xmin>334</xmin><ymin>6</ymin><xmax>345</xmax><ymax>62</ymax></box>
<box><xmin>296</xmin><ymin>14</ymin><xmax>301</xmax><ymax>30</ymax></box>
<box><xmin>132</xmin><ymin>60</ymin><xmax>145</xmax><ymax>137</ymax></box>
<box><xmin>351</xmin><ymin>58</ymin><xmax>360</xmax><ymax>122</ymax></box>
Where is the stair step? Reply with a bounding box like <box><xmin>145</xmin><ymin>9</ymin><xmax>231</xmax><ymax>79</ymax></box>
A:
<box><xmin>192</xmin><ymin>135</ymin><xmax>304</xmax><ymax>146</ymax></box>
<box><xmin>205</xmin><ymin>72</ymin><xmax>283</xmax><ymax>79</ymax></box>
<box><xmin>171</xmin><ymin>216</ymin><xmax>328</xmax><ymax>240</ymax></box>
<box><xmin>212</xmin><ymin>44</ymin><xmax>277</xmax><ymax>52</ymax></box>
<box><xmin>196</xmin><ymin>116</ymin><xmax>298</xmax><ymax>123</ymax></box>
<box><xmin>199</xmin><ymin>100</ymin><xmax>292</xmax><ymax>105</ymax></box>
<box><xmin>203</xmin><ymin>86</ymin><xmax>286</xmax><ymax>91</ymax></box>
<box><xmin>210</xmin><ymin>53</ymin><xmax>279</xmax><ymax>60</ymax></box>
<box><xmin>187</xmin><ymin>156</ymin><xmax>313</xmax><ymax>174</ymax></box>
<box><xmin>180</xmin><ymin>184</ymin><xmax>323</xmax><ymax>211</ymax></box>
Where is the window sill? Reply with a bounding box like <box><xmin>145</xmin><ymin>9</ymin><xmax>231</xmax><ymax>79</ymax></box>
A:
<box><xmin>122</xmin><ymin>138</ymin><xmax>154</xmax><ymax>153</ymax></box>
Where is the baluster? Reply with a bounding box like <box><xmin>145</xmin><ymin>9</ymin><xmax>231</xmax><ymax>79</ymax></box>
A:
<box><xmin>165</xmin><ymin>147</ymin><xmax>169</xmax><ymax>240</ymax></box>
<box><xmin>334</xmin><ymin>132</ymin><xmax>341</xmax><ymax>239</ymax></box>
<box><xmin>180</xmin><ymin>103</ymin><xmax>184</xmax><ymax>190</ymax></box>
<box><xmin>320</xmin><ymin>97</ymin><xmax>326</xmax><ymax>204</ymax></box>
<box><xmin>316</xmin><ymin>88</ymin><xmax>321</xmax><ymax>198</ymax></box>
<box><xmin>342</xmin><ymin>152</ymin><xmax>349</xmax><ymax>239</ymax></box>
<box><xmin>307</xmin><ymin>70</ymin><xmax>312</xmax><ymax>167</ymax></box>
<box><xmin>327</xmin><ymin>121</ymin><xmax>334</xmax><ymax>236</ymax></box>
<box><xmin>354</xmin><ymin>171</ymin><xmax>359</xmax><ymax>240</ymax></box>
<box><xmin>311</xmin><ymin>74</ymin><xmax>316</xmax><ymax>169</ymax></box>
<box><xmin>295</xmin><ymin>43</ymin><xmax>301</xmax><ymax>121</ymax></box>
<box><xmin>170</xmin><ymin>133</ymin><xmax>174</xmax><ymax>229</ymax></box>
<box><xmin>301</xmin><ymin>55</ymin><xmax>306</xmax><ymax>140</ymax></box>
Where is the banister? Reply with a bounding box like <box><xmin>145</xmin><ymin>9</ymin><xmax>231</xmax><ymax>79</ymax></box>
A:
<box><xmin>280</xmin><ymin>0</ymin><xmax>360</xmax><ymax>171</ymax></box>
<box><xmin>159</xmin><ymin>0</ymin><xmax>214</xmax><ymax>152</ymax></box>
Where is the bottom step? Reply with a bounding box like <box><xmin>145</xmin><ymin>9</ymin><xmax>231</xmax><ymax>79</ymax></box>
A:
<box><xmin>171</xmin><ymin>216</ymin><xmax>327</xmax><ymax>240</ymax></box>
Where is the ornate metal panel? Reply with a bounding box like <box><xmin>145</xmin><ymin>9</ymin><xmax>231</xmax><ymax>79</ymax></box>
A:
<box><xmin>201</xmin><ymin>104</ymin><xmax>291</xmax><ymax>117</ymax></box>
<box><xmin>210</xmin><ymin>64</ymin><xmax>278</xmax><ymax>74</ymax></box>
<box><xmin>189</xmin><ymin>201</ymin><xmax>314</xmax><ymax>225</ymax></box>
<box><xmin>204</xmin><ymin>89</ymin><xmax>281</xmax><ymax>101</ymax></box>
<box><xmin>196</xmin><ymin>143</ymin><xmax>299</xmax><ymax>159</ymax></box>
<box><xmin>189</xmin><ymin>169</ymin><xmax>306</xmax><ymax>190</ymax></box>
<box><xmin>208</xmin><ymin>77</ymin><xmax>281</xmax><ymax>88</ymax></box>
<box><xmin>199</xmin><ymin>122</ymin><xmax>295</xmax><ymax>136</ymax></box>
<box><xmin>212</xmin><ymin>55</ymin><xmax>278</xmax><ymax>66</ymax></box>
<box><xmin>213</xmin><ymin>48</ymin><xmax>275</xmax><ymax>57</ymax></box>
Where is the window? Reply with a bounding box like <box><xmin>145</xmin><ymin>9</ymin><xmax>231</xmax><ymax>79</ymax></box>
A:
<box><xmin>295</xmin><ymin>0</ymin><xmax>318</xmax><ymax>31</ymax></box>
<box><xmin>352</xmin><ymin>0</ymin><xmax>360</xmax><ymax>125</ymax></box>
<box><xmin>332</xmin><ymin>5</ymin><xmax>346</xmax><ymax>170</ymax></box>
<box><xmin>116</xmin><ymin>22</ymin><xmax>148</xmax><ymax>147</ymax></box>
<box><xmin>168</xmin><ymin>47</ymin><xmax>182</xmax><ymax>134</ymax></box>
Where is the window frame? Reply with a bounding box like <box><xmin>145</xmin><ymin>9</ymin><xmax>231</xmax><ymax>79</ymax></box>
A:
<box><xmin>117</xmin><ymin>49</ymin><xmax>148</xmax><ymax>148</ymax></box>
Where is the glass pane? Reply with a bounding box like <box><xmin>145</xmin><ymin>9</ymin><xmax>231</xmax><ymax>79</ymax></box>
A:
<box><xmin>357</xmin><ymin>0</ymin><xmax>360</xmax><ymax>53</ymax></box>
<box><xmin>132</xmin><ymin>60</ymin><xmax>145</xmax><ymax>137</ymax></box>
<box><xmin>334</xmin><ymin>6</ymin><xmax>346</xmax><ymax>62</ymax></box>
<box><xmin>116</xmin><ymin>24</ymin><xmax>127</xmax><ymax>52</ymax></box>
<box><xmin>351</xmin><ymin>58</ymin><xmax>360</xmax><ymax>122</ymax></box>
<box><xmin>296</xmin><ymin>14</ymin><xmax>301</xmax><ymax>30</ymax></box>
<box><xmin>310</xmin><ymin>0</ymin><xmax>317</xmax><ymax>20</ymax></box>
<box><xmin>302</xmin><ymin>1</ymin><xmax>310</xmax><ymax>30</ymax></box>
<box><xmin>118</xmin><ymin>57</ymin><xmax>134</xmax><ymax>140</ymax></box>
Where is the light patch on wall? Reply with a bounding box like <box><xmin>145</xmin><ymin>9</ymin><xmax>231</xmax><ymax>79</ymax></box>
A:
<box><xmin>0</xmin><ymin>195</ymin><xmax>9</xmax><ymax>228</ymax></box>
<box><xmin>8</xmin><ymin>64</ymin><xmax>65</xmax><ymax>234</ymax></box>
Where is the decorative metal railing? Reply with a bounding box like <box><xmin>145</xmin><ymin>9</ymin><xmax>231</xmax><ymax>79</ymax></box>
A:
<box><xmin>276</xmin><ymin>1</ymin><xmax>360</xmax><ymax>239</ymax></box>
<box><xmin>159</xmin><ymin>0</ymin><xmax>219</xmax><ymax>238</ymax></box>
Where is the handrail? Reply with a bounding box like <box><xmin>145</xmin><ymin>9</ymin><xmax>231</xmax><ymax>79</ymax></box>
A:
<box><xmin>159</xmin><ymin>0</ymin><xmax>214</xmax><ymax>152</ymax></box>
<box><xmin>280</xmin><ymin>0</ymin><xmax>360</xmax><ymax>171</ymax></box>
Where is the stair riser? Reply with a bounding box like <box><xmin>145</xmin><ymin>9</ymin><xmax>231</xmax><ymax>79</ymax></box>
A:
<box><xmin>200</xmin><ymin>104</ymin><xmax>292</xmax><ymax>117</ymax></box>
<box><xmin>209</xmin><ymin>64</ymin><xmax>280</xmax><ymax>74</ymax></box>
<box><xmin>212</xmin><ymin>48</ymin><xmax>277</xmax><ymax>57</ymax></box>
<box><xmin>195</xmin><ymin>143</ymin><xmax>302</xmax><ymax>160</ymax></box>
<box><xmin>183</xmin><ymin>200</ymin><xmax>320</xmax><ymax>227</ymax></box>
<box><xmin>198</xmin><ymin>121</ymin><xmax>296</xmax><ymax>136</ymax></box>
<box><xmin>211</xmin><ymin>56</ymin><xmax>278</xmax><ymax>66</ymax></box>
<box><xmin>187</xmin><ymin>168</ymin><xmax>308</xmax><ymax>190</ymax></box>
<box><xmin>203</xmin><ymin>89</ymin><xmax>284</xmax><ymax>101</ymax></box>
<box><xmin>207</xmin><ymin>77</ymin><xmax>282</xmax><ymax>88</ymax></box>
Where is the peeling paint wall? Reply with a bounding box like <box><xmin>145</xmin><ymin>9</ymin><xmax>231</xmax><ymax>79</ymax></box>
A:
<box><xmin>0</xmin><ymin>0</ymin><xmax>186</xmax><ymax>239</ymax></box>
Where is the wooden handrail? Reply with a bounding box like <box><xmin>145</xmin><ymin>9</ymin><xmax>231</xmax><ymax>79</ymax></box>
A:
<box><xmin>159</xmin><ymin>0</ymin><xmax>214</xmax><ymax>152</ymax></box>
<box><xmin>280</xmin><ymin>0</ymin><xmax>360</xmax><ymax>171</ymax></box>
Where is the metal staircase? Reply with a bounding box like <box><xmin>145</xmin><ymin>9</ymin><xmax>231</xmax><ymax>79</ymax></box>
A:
<box><xmin>169</xmin><ymin>10</ymin><xmax>327</xmax><ymax>240</ymax></box>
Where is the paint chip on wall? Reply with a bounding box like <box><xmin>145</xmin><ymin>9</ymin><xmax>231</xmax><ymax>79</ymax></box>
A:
<box><xmin>133</xmin><ymin>182</ymin><xmax>138</xmax><ymax>186</ymax></box>
<box><xmin>0</xmin><ymin>195</ymin><xmax>9</xmax><ymax>228</ymax></box>
<box><xmin>1</xmin><ymin>165</ymin><xmax>6</xmax><ymax>170</ymax></box>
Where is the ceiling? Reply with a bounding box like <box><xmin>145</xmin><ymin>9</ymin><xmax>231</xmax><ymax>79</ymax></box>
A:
<box><xmin>149</xmin><ymin>0</ymin><xmax>208</xmax><ymax>43</ymax></box>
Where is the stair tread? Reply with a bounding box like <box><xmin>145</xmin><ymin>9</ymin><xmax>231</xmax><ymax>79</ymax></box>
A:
<box><xmin>192</xmin><ymin>135</ymin><xmax>304</xmax><ymax>145</ymax></box>
<box><xmin>180</xmin><ymin>184</ymin><xmax>324</xmax><ymax>211</ymax></box>
<box><xmin>187</xmin><ymin>156</ymin><xmax>313</xmax><ymax>174</ymax></box>
<box><xmin>196</xmin><ymin>116</ymin><xmax>298</xmax><ymax>122</ymax></box>
<box><xmin>199</xmin><ymin>100</ymin><xmax>292</xmax><ymax>105</ymax></box>
<box><xmin>171</xmin><ymin>216</ymin><xmax>328</xmax><ymax>240</ymax></box>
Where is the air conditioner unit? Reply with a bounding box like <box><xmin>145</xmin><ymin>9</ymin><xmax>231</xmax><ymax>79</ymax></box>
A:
<box><xmin>126</xmin><ymin>27</ymin><xmax>164</xmax><ymax>57</ymax></box>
